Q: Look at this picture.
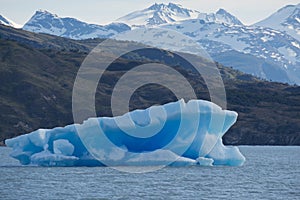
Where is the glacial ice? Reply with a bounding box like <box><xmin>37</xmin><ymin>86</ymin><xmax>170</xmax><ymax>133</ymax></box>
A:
<box><xmin>5</xmin><ymin>99</ymin><xmax>245</xmax><ymax>167</ymax></box>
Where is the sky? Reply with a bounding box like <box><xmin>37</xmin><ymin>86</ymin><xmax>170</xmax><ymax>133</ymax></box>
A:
<box><xmin>1</xmin><ymin>0</ymin><xmax>299</xmax><ymax>26</ymax></box>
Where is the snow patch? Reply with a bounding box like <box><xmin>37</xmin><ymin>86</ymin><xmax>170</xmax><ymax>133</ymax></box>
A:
<box><xmin>278</xmin><ymin>46</ymin><xmax>297</xmax><ymax>64</ymax></box>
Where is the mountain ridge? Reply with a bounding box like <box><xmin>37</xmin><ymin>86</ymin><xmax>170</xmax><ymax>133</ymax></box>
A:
<box><xmin>116</xmin><ymin>3</ymin><xmax>243</xmax><ymax>26</ymax></box>
<box><xmin>23</xmin><ymin>10</ymin><xmax>131</xmax><ymax>40</ymax></box>
<box><xmin>256</xmin><ymin>3</ymin><xmax>300</xmax><ymax>41</ymax></box>
<box><xmin>116</xmin><ymin>3</ymin><xmax>200</xmax><ymax>26</ymax></box>
<box><xmin>8</xmin><ymin>3</ymin><xmax>299</xmax><ymax>85</ymax></box>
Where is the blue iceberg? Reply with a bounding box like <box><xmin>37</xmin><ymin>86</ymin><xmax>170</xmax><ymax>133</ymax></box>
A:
<box><xmin>5</xmin><ymin>99</ymin><xmax>245</xmax><ymax>168</ymax></box>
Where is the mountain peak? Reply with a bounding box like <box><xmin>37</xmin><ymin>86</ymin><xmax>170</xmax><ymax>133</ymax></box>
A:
<box><xmin>168</xmin><ymin>2</ymin><xmax>181</xmax><ymax>7</ymax></box>
<box><xmin>255</xmin><ymin>3</ymin><xmax>300</xmax><ymax>40</ymax></box>
<box><xmin>148</xmin><ymin>3</ymin><xmax>166</xmax><ymax>10</ymax></box>
<box><xmin>36</xmin><ymin>9</ymin><xmax>52</xmax><ymax>14</ymax></box>
<box><xmin>278</xmin><ymin>3</ymin><xmax>300</xmax><ymax>12</ymax></box>
<box><xmin>196</xmin><ymin>9</ymin><xmax>243</xmax><ymax>26</ymax></box>
<box><xmin>148</xmin><ymin>3</ymin><xmax>183</xmax><ymax>11</ymax></box>
<box><xmin>117</xmin><ymin>3</ymin><xmax>199</xmax><ymax>26</ymax></box>
<box><xmin>215</xmin><ymin>8</ymin><xmax>243</xmax><ymax>26</ymax></box>
<box><xmin>35</xmin><ymin>10</ymin><xmax>58</xmax><ymax>17</ymax></box>
<box><xmin>216</xmin><ymin>8</ymin><xmax>228</xmax><ymax>15</ymax></box>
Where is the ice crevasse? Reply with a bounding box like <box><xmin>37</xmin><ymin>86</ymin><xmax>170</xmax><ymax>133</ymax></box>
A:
<box><xmin>5</xmin><ymin>99</ymin><xmax>245</xmax><ymax>167</ymax></box>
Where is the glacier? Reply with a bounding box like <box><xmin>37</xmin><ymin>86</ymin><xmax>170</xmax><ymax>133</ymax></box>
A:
<box><xmin>5</xmin><ymin>99</ymin><xmax>245</xmax><ymax>168</ymax></box>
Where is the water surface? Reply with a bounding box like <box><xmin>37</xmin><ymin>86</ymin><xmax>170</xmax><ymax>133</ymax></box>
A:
<box><xmin>0</xmin><ymin>146</ymin><xmax>299</xmax><ymax>199</ymax></box>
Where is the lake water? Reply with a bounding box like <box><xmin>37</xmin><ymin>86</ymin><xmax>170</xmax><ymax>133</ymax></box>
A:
<box><xmin>0</xmin><ymin>146</ymin><xmax>299</xmax><ymax>199</ymax></box>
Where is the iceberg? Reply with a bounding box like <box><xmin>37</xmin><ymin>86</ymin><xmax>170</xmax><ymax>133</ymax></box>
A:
<box><xmin>5</xmin><ymin>99</ymin><xmax>245</xmax><ymax>168</ymax></box>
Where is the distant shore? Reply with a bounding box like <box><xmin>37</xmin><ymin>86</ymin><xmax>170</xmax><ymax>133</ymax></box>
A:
<box><xmin>1</xmin><ymin>139</ymin><xmax>300</xmax><ymax>147</ymax></box>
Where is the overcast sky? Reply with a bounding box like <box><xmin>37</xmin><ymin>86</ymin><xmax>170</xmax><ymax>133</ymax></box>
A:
<box><xmin>1</xmin><ymin>0</ymin><xmax>299</xmax><ymax>26</ymax></box>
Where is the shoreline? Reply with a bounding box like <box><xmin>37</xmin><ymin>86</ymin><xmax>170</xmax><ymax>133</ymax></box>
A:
<box><xmin>1</xmin><ymin>141</ymin><xmax>300</xmax><ymax>147</ymax></box>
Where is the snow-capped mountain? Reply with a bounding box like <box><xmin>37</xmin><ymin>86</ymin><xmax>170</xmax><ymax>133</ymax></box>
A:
<box><xmin>19</xmin><ymin>3</ymin><xmax>300</xmax><ymax>84</ymax></box>
<box><xmin>116</xmin><ymin>3</ymin><xmax>200</xmax><ymax>26</ymax></box>
<box><xmin>256</xmin><ymin>3</ymin><xmax>300</xmax><ymax>41</ymax></box>
<box><xmin>23</xmin><ymin>10</ymin><xmax>131</xmax><ymax>40</ymax></box>
<box><xmin>160</xmin><ymin>19</ymin><xmax>300</xmax><ymax>84</ymax></box>
<box><xmin>0</xmin><ymin>15</ymin><xmax>20</xmax><ymax>28</ymax></box>
<box><xmin>116</xmin><ymin>4</ymin><xmax>300</xmax><ymax>84</ymax></box>
<box><xmin>197</xmin><ymin>9</ymin><xmax>243</xmax><ymax>26</ymax></box>
<box><xmin>116</xmin><ymin>3</ymin><xmax>242</xmax><ymax>27</ymax></box>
